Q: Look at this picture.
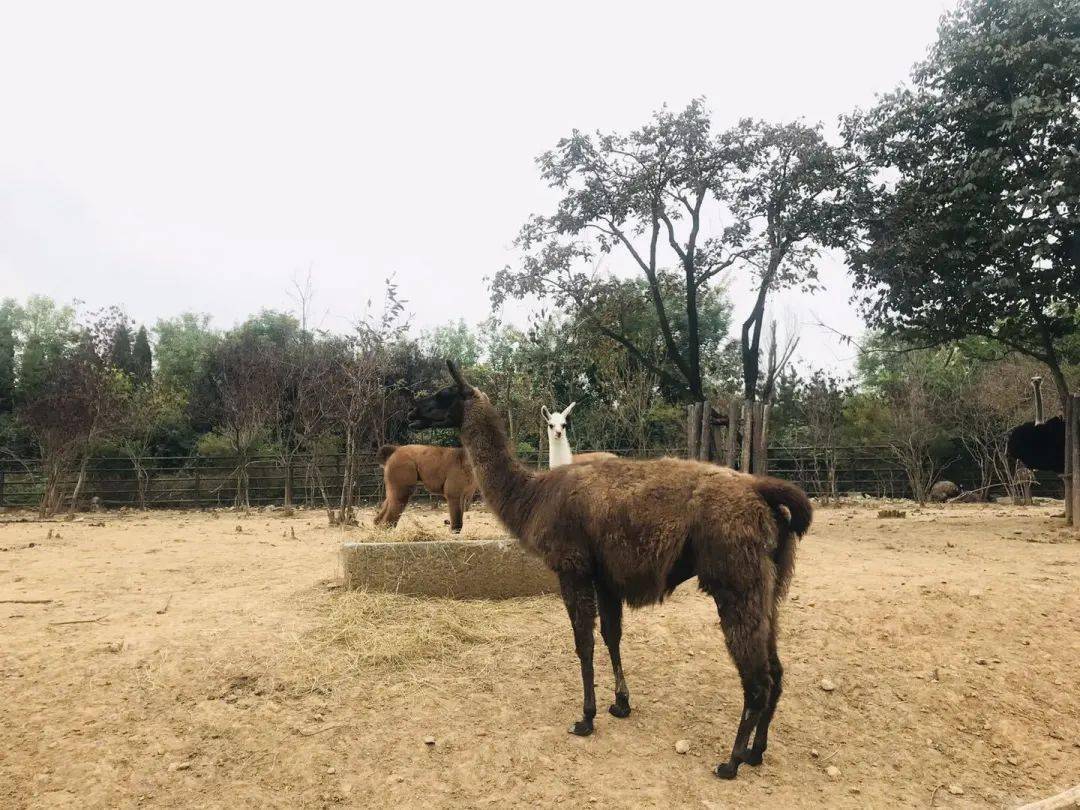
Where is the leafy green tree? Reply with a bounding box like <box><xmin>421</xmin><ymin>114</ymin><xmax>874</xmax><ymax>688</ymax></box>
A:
<box><xmin>844</xmin><ymin>0</ymin><xmax>1080</xmax><ymax>409</ymax></box>
<box><xmin>725</xmin><ymin>120</ymin><xmax>858</xmax><ymax>400</ymax></box>
<box><xmin>0</xmin><ymin>299</ymin><xmax>18</xmax><ymax>413</ymax></box>
<box><xmin>420</xmin><ymin>319</ymin><xmax>482</xmax><ymax>368</ymax></box>
<box><xmin>14</xmin><ymin>296</ymin><xmax>77</xmax><ymax>404</ymax></box>
<box><xmin>153</xmin><ymin>313</ymin><xmax>219</xmax><ymax>395</ymax></box>
<box><xmin>492</xmin><ymin>100</ymin><xmax>749</xmax><ymax>402</ymax></box>
<box><xmin>132</xmin><ymin>326</ymin><xmax>152</xmax><ymax>385</ymax></box>
<box><xmin>495</xmin><ymin>101</ymin><xmax>856</xmax><ymax>403</ymax></box>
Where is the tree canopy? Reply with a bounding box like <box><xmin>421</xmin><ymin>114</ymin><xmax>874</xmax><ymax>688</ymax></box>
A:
<box><xmin>844</xmin><ymin>0</ymin><xmax>1080</xmax><ymax>407</ymax></box>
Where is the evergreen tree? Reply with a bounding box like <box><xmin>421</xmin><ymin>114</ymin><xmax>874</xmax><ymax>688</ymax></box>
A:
<box><xmin>132</xmin><ymin>326</ymin><xmax>152</xmax><ymax>385</ymax></box>
<box><xmin>109</xmin><ymin>321</ymin><xmax>134</xmax><ymax>375</ymax></box>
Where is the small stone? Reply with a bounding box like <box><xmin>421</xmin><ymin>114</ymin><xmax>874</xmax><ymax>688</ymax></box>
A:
<box><xmin>1007</xmin><ymin>756</ymin><xmax>1019</xmax><ymax>765</ymax></box>
<box><xmin>967</xmin><ymin>588</ymin><xmax>981</xmax><ymax>597</ymax></box>
<box><xmin>975</xmin><ymin>658</ymin><xmax>989</xmax><ymax>665</ymax></box>
<box><xmin>810</xmin><ymin>748</ymin><xmax>820</xmax><ymax>758</ymax></box>
<box><xmin>167</xmin><ymin>761</ymin><xmax>191</xmax><ymax>772</ymax></box>
<box><xmin>423</xmin><ymin>736</ymin><xmax>436</xmax><ymax>746</ymax></box>
<box><xmin>674</xmin><ymin>739</ymin><xmax>691</xmax><ymax>754</ymax></box>
<box><xmin>947</xmin><ymin>784</ymin><xmax>964</xmax><ymax>796</ymax></box>
<box><xmin>819</xmin><ymin>678</ymin><xmax>836</xmax><ymax>692</ymax></box>
<box><xmin>326</xmin><ymin>767</ymin><xmax>336</xmax><ymax>774</ymax></box>
<box><xmin>825</xmin><ymin>765</ymin><xmax>841</xmax><ymax>778</ymax></box>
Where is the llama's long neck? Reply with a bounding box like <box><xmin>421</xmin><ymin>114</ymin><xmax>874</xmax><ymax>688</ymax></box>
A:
<box><xmin>460</xmin><ymin>397</ymin><xmax>538</xmax><ymax>538</ymax></box>
<box><xmin>548</xmin><ymin>432</ymin><xmax>573</xmax><ymax>468</ymax></box>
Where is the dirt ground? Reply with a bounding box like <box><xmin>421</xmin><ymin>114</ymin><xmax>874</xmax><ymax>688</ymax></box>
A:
<box><xmin>1</xmin><ymin>499</ymin><xmax>1078</xmax><ymax>809</ymax></box>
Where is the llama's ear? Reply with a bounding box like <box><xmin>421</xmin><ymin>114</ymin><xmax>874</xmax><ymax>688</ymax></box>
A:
<box><xmin>541</xmin><ymin>406</ymin><xmax>551</xmax><ymax>420</ymax></box>
<box><xmin>446</xmin><ymin>359</ymin><xmax>468</xmax><ymax>391</ymax></box>
<box><xmin>563</xmin><ymin>401</ymin><xmax>577</xmax><ymax>417</ymax></box>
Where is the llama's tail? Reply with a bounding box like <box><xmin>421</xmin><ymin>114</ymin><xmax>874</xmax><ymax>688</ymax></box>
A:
<box><xmin>753</xmin><ymin>476</ymin><xmax>813</xmax><ymax>601</ymax></box>
<box><xmin>376</xmin><ymin>444</ymin><xmax>399</xmax><ymax>465</ymax></box>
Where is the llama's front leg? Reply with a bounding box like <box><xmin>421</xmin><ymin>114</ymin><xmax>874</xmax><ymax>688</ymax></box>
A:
<box><xmin>447</xmin><ymin>496</ymin><xmax>464</xmax><ymax>533</ymax></box>
<box><xmin>596</xmin><ymin>581</ymin><xmax>630</xmax><ymax>718</ymax></box>
<box><xmin>558</xmin><ymin>571</ymin><xmax>597</xmax><ymax>736</ymax></box>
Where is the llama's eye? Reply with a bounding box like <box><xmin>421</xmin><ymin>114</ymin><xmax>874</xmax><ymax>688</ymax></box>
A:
<box><xmin>548</xmin><ymin>424</ymin><xmax>553</xmax><ymax>428</ymax></box>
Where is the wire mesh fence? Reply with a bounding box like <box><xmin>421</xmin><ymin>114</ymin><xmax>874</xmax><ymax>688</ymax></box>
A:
<box><xmin>0</xmin><ymin>445</ymin><xmax>1063</xmax><ymax>510</ymax></box>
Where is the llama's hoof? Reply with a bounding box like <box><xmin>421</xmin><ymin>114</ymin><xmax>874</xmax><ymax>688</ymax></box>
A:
<box><xmin>608</xmin><ymin>696</ymin><xmax>631</xmax><ymax>718</ymax></box>
<box><xmin>738</xmin><ymin>748</ymin><xmax>763</xmax><ymax>766</ymax></box>
<box><xmin>568</xmin><ymin>720</ymin><xmax>594</xmax><ymax>736</ymax></box>
<box><xmin>713</xmin><ymin>761</ymin><xmax>740</xmax><ymax>780</ymax></box>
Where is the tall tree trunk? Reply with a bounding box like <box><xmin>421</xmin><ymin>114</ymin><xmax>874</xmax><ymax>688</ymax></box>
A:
<box><xmin>69</xmin><ymin>455</ymin><xmax>90</xmax><ymax>513</ymax></box>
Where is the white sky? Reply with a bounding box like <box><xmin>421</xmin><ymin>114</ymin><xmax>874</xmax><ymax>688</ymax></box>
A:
<box><xmin>0</xmin><ymin>0</ymin><xmax>952</xmax><ymax>373</ymax></box>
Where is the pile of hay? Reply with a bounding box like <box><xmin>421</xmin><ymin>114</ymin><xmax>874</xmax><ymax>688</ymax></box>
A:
<box><xmin>279</xmin><ymin>589</ymin><xmax>562</xmax><ymax>693</ymax></box>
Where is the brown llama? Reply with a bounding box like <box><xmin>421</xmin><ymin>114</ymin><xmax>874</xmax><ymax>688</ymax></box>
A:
<box><xmin>410</xmin><ymin>361</ymin><xmax>812</xmax><ymax>780</ymax></box>
<box><xmin>373</xmin><ymin>444</ymin><xmax>477</xmax><ymax>533</ymax></box>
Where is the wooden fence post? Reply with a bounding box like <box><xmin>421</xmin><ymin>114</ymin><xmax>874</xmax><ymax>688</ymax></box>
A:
<box><xmin>740</xmin><ymin>400</ymin><xmax>754</xmax><ymax>472</ymax></box>
<box><xmin>1065</xmin><ymin>395</ymin><xmax>1073</xmax><ymax>525</ymax></box>
<box><xmin>752</xmin><ymin>401</ymin><xmax>770</xmax><ymax>475</ymax></box>
<box><xmin>687</xmin><ymin>403</ymin><xmax>702</xmax><ymax>459</ymax></box>
<box><xmin>698</xmin><ymin>402</ymin><xmax>713</xmax><ymax>461</ymax></box>
<box><xmin>1070</xmin><ymin>394</ymin><xmax>1080</xmax><ymax>527</ymax></box>
<box><xmin>725</xmin><ymin>399</ymin><xmax>740</xmax><ymax>468</ymax></box>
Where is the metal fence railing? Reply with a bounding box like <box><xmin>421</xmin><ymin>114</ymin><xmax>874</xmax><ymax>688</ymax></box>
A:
<box><xmin>0</xmin><ymin>445</ymin><xmax>1063</xmax><ymax>510</ymax></box>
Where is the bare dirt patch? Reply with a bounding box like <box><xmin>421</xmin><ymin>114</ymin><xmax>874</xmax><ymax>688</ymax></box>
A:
<box><xmin>1</xmin><ymin>501</ymin><xmax>1078</xmax><ymax>808</ymax></box>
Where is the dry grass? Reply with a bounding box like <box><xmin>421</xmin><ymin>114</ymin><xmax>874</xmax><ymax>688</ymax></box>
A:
<box><xmin>341</xmin><ymin>514</ymin><xmax>502</xmax><ymax>544</ymax></box>
<box><xmin>277</xmin><ymin>589</ymin><xmax>561</xmax><ymax>695</ymax></box>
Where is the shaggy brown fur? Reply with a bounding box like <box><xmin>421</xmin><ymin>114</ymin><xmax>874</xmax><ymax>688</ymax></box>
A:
<box><xmin>410</xmin><ymin>362</ymin><xmax>813</xmax><ymax>780</ymax></box>
<box><xmin>373</xmin><ymin>444</ymin><xmax>477</xmax><ymax>533</ymax></box>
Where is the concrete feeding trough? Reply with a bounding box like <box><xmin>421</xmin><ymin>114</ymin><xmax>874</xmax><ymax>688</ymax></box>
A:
<box><xmin>340</xmin><ymin>538</ymin><xmax>559</xmax><ymax>599</ymax></box>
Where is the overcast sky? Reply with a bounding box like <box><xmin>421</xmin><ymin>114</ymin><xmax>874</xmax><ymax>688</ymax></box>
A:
<box><xmin>0</xmin><ymin>0</ymin><xmax>951</xmax><ymax>372</ymax></box>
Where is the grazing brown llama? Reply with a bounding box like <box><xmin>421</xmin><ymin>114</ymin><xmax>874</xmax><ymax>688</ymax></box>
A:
<box><xmin>411</xmin><ymin>361</ymin><xmax>812</xmax><ymax>780</ymax></box>
<box><xmin>373</xmin><ymin>444</ymin><xmax>477</xmax><ymax>533</ymax></box>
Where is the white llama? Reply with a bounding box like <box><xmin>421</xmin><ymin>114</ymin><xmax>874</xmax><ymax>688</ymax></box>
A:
<box><xmin>541</xmin><ymin>403</ymin><xmax>617</xmax><ymax>468</ymax></box>
<box><xmin>542</xmin><ymin>402</ymin><xmax>577</xmax><ymax>468</ymax></box>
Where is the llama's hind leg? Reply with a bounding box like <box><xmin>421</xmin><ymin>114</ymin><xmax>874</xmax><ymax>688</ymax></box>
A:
<box><xmin>596</xmin><ymin>581</ymin><xmax>630</xmax><ymax>718</ymax></box>
<box><xmin>558</xmin><ymin>571</ymin><xmax>597</xmax><ymax>736</ymax></box>
<box><xmin>747</xmin><ymin>612</ymin><xmax>783</xmax><ymax>765</ymax></box>
<box><xmin>378</xmin><ymin>486</ymin><xmax>413</xmax><ymax>528</ymax></box>
<box><xmin>710</xmin><ymin>592</ymin><xmax>772</xmax><ymax>780</ymax></box>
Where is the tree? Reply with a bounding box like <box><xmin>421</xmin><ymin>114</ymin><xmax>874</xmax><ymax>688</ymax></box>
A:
<box><xmin>857</xmin><ymin>341</ymin><xmax>962</xmax><ymax>503</ymax></box>
<box><xmin>794</xmin><ymin>370</ymin><xmax>854</xmax><ymax>503</ymax></box>
<box><xmin>108</xmin><ymin>319</ymin><xmax>134</xmax><ymax>375</ymax></box>
<box><xmin>197</xmin><ymin>324</ymin><xmax>288</xmax><ymax>509</ymax></box>
<box><xmin>116</xmin><ymin>382</ymin><xmax>184</xmax><ymax>508</ymax></box>
<box><xmin>844</xmin><ymin>0</ymin><xmax>1080</xmax><ymax>410</ymax></box>
<box><xmin>726</xmin><ymin>120</ymin><xmax>856</xmax><ymax>400</ymax></box>
<box><xmin>16</xmin><ymin>319</ymin><xmax>127</xmax><ymax>515</ymax></box>
<box><xmin>0</xmin><ymin>299</ymin><xmax>18</xmax><ymax>413</ymax></box>
<box><xmin>14</xmin><ymin>296</ymin><xmax>77</xmax><ymax>404</ymax></box>
<box><xmin>492</xmin><ymin>100</ymin><xmax>749</xmax><ymax>402</ymax></box>
<box><xmin>153</xmin><ymin>313</ymin><xmax>219</xmax><ymax>396</ymax></box>
<box><xmin>420</xmin><ymin>319</ymin><xmax>482</xmax><ymax>368</ymax></box>
<box><xmin>132</xmin><ymin>326</ymin><xmax>153</xmax><ymax>385</ymax></box>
